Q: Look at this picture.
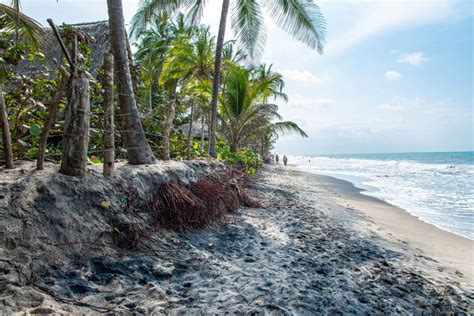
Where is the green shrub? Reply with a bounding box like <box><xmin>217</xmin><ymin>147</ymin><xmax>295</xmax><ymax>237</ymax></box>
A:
<box><xmin>216</xmin><ymin>142</ymin><xmax>262</xmax><ymax>175</ymax></box>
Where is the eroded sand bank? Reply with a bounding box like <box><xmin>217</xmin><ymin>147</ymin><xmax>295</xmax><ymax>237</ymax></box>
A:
<box><xmin>0</xmin><ymin>163</ymin><xmax>472</xmax><ymax>314</ymax></box>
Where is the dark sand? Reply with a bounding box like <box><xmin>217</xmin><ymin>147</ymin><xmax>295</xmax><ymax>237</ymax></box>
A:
<box><xmin>0</xmin><ymin>162</ymin><xmax>472</xmax><ymax>314</ymax></box>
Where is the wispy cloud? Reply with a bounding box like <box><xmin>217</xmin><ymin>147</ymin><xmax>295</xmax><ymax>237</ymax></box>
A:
<box><xmin>397</xmin><ymin>51</ymin><xmax>429</xmax><ymax>66</ymax></box>
<box><xmin>280</xmin><ymin>69</ymin><xmax>333</xmax><ymax>85</ymax></box>
<box><xmin>376</xmin><ymin>96</ymin><xmax>424</xmax><ymax>112</ymax></box>
<box><xmin>385</xmin><ymin>70</ymin><xmax>403</xmax><ymax>80</ymax></box>
<box><xmin>325</xmin><ymin>0</ymin><xmax>455</xmax><ymax>55</ymax></box>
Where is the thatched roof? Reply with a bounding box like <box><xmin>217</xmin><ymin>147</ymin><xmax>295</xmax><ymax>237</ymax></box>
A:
<box><xmin>179</xmin><ymin>122</ymin><xmax>208</xmax><ymax>139</ymax></box>
<box><xmin>11</xmin><ymin>21</ymin><xmax>110</xmax><ymax>78</ymax></box>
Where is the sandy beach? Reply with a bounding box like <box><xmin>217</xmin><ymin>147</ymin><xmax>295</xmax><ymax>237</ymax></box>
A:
<box><xmin>0</xmin><ymin>162</ymin><xmax>472</xmax><ymax>313</ymax></box>
<box><xmin>281</xmin><ymin>164</ymin><xmax>474</xmax><ymax>281</ymax></box>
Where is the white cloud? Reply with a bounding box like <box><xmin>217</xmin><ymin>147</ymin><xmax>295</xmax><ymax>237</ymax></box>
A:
<box><xmin>397</xmin><ymin>51</ymin><xmax>429</xmax><ymax>66</ymax></box>
<box><xmin>385</xmin><ymin>70</ymin><xmax>403</xmax><ymax>80</ymax></box>
<box><xmin>376</xmin><ymin>96</ymin><xmax>424</xmax><ymax>112</ymax></box>
<box><xmin>288</xmin><ymin>95</ymin><xmax>334</xmax><ymax>108</ymax></box>
<box><xmin>280</xmin><ymin>69</ymin><xmax>333</xmax><ymax>85</ymax></box>
<box><xmin>377</xmin><ymin>104</ymin><xmax>404</xmax><ymax>112</ymax></box>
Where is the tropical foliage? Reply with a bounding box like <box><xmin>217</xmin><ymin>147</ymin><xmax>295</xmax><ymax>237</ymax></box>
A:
<box><xmin>132</xmin><ymin>0</ymin><xmax>326</xmax><ymax>157</ymax></box>
<box><xmin>0</xmin><ymin>0</ymin><xmax>321</xmax><ymax>175</ymax></box>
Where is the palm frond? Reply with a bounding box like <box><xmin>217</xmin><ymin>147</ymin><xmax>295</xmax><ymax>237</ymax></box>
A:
<box><xmin>270</xmin><ymin>120</ymin><xmax>308</xmax><ymax>137</ymax></box>
<box><xmin>262</xmin><ymin>0</ymin><xmax>326</xmax><ymax>54</ymax></box>
<box><xmin>0</xmin><ymin>3</ymin><xmax>48</xmax><ymax>49</ymax></box>
<box><xmin>129</xmin><ymin>0</ymin><xmax>191</xmax><ymax>40</ymax></box>
<box><xmin>185</xmin><ymin>0</ymin><xmax>207</xmax><ymax>26</ymax></box>
<box><xmin>231</xmin><ymin>0</ymin><xmax>266</xmax><ymax>61</ymax></box>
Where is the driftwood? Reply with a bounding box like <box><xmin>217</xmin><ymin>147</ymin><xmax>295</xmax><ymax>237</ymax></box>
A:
<box><xmin>36</xmin><ymin>66</ymin><xmax>69</xmax><ymax>170</ymax></box>
<box><xmin>0</xmin><ymin>87</ymin><xmax>14</xmax><ymax>169</ymax></box>
<box><xmin>102</xmin><ymin>53</ymin><xmax>115</xmax><ymax>177</ymax></box>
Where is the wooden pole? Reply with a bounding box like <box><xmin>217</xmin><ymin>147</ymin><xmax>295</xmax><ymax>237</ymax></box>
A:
<box><xmin>37</xmin><ymin>66</ymin><xmax>69</xmax><ymax>170</ymax></box>
<box><xmin>186</xmin><ymin>99</ymin><xmax>195</xmax><ymax>160</ymax></box>
<box><xmin>46</xmin><ymin>19</ymin><xmax>75</xmax><ymax>73</ymax></box>
<box><xmin>0</xmin><ymin>87</ymin><xmax>14</xmax><ymax>169</ymax></box>
<box><xmin>200</xmin><ymin>116</ymin><xmax>205</xmax><ymax>151</ymax></box>
<box><xmin>103</xmin><ymin>53</ymin><xmax>115</xmax><ymax>177</ymax></box>
<box><xmin>59</xmin><ymin>75</ymin><xmax>90</xmax><ymax>176</ymax></box>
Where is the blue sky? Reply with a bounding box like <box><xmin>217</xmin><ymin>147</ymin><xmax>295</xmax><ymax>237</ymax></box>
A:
<box><xmin>18</xmin><ymin>0</ymin><xmax>473</xmax><ymax>155</ymax></box>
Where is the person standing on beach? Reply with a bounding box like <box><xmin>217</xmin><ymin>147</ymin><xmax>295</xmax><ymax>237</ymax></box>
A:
<box><xmin>283</xmin><ymin>155</ymin><xmax>288</xmax><ymax>166</ymax></box>
<box><xmin>275</xmin><ymin>154</ymin><xmax>279</xmax><ymax>164</ymax></box>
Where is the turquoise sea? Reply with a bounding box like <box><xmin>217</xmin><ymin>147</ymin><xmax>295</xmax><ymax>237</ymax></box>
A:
<box><xmin>292</xmin><ymin>152</ymin><xmax>474</xmax><ymax>239</ymax></box>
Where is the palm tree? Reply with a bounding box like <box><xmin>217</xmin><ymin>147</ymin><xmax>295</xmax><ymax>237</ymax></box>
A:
<box><xmin>134</xmin><ymin>13</ymin><xmax>174</xmax><ymax>111</ymax></box>
<box><xmin>157</xmin><ymin>23</ymin><xmax>214</xmax><ymax>159</ymax></box>
<box><xmin>107</xmin><ymin>0</ymin><xmax>156</xmax><ymax>164</ymax></box>
<box><xmin>0</xmin><ymin>0</ymin><xmax>47</xmax><ymax>49</ymax></box>
<box><xmin>219</xmin><ymin>64</ymin><xmax>306</xmax><ymax>152</ymax></box>
<box><xmin>1</xmin><ymin>0</ymin><xmax>47</xmax><ymax>169</ymax></box>
<box><xmin>131</xmin><ymin>0</ymin><xmax>326</xmax><ymax>158</ymax></box>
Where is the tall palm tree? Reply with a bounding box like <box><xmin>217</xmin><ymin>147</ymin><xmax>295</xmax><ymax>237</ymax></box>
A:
<box><xmin>131</xmin><ymin>0</ymin><xmax>326</xmax><ymax>158</ymax></box>
<box><xmin>134</xmin><ymin>13</ymin><xmax>174</xmax><ymax>111</ymax></box>
<box><xmin>135</xmin><ymin>13</ymin><xmax>196</xmax><ymax>160</ymax></box>
<box><xmin>107</xmin><ymin>0</ymin><xmax>156</xmax><ymax>164</ymax></box>
<box><xmin>219</xmin><ymin>64</ymin><xmax>306</xmax><ymax>152</ymax></box>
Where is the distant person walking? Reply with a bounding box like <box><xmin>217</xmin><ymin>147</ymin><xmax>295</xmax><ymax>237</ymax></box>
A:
<box><xmin>275</xmin><ymin>154</ymin><xmax>279</xmax><ymax>164</ymax></box>
<box><xmin>283</xmin><ymin>155</ymin><xmax>288</xmax><ymax>166</ymax></box>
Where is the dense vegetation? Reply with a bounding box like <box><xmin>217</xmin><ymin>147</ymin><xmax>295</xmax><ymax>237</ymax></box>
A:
<box><xmin>0</xmin><ymin>0</ymin><xmax>325</xmax><ymax>174</ymax></box>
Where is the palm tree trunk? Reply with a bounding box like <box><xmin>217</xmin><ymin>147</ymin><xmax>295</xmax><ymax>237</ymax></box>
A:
<box><xmin>186</xmin><ymin>99</ymin><xmax>195</xmax><ymax>160</ymax></box>
<box><xmin>0</xmin><ymin>87</ymin><xmax>13</xmax><ymax>169</ymax></box>
<box><xmin>148</xmin><ymin>83</ymin><xmax>153</xmax><ymax>112</ymax></box>
<box><xmin>208</xmin><ymin>0</ymin><xmax>230</xmax><ymax>158</ymax></box>
<box><xmin>103</xmin><ymin>53</ymin><xmax>115</xmax><ymax>177</ymax></box>
<box><xmin>162</xmin><ymin>85</ymin><xmax>177</xmax><ymax>161</ymax></box>
<box><xmin>207</xmin><ymin>107</ymin><xmax>212</xmax><ymax>153</ymax></box>
<box><xmin>107</xmin><ymin>0</ymin><xmax>156</xmax><ymax>165</ymax></box>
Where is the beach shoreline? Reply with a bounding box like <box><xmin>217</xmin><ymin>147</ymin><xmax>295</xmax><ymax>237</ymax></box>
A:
<box><xmin>0</xmin><ymin>161</ymin><xmax>472</xmax><ymax>313</ymax></box>
<box><xmin>281</xmin><ymin>164</ymin><xmax>473</xmax><ymax>282</ymax></box>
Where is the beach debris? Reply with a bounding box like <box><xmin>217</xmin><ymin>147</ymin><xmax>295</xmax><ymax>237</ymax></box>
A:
<box><xmin>255</xmin><ymin>299</ymin><xmax>264</xmax><ymax>306</ymax></box>
<box><xmin>100</xmin><ymin>200</ymin><xmax>110</xmax><ymax>209</ymax></box>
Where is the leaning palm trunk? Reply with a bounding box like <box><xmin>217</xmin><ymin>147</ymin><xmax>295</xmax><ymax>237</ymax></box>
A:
<box><xmin>186</xmin><ymin>99</ymin><xmax>195</xmax><ymax>160</ymax></box>
<box><xmin>0</xmin><ymin>87</ymin><xmax>13</xmax><ymax>169</ymax></box>
<box><xmin>107</xmin><ymin>0</ymin><xmax>156</xmax><ymax>165</ymax></box>
<box><xmin>208</xmin><ymin>0</ymin><xmax>230</xmax><ymax>158</ymax></box>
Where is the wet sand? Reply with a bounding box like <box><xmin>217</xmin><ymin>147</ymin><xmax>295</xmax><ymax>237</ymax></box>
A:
<box><xmin>278</xmin><ymin>164</ymin><xmax>474</xmax><ymax>282</ymax></box>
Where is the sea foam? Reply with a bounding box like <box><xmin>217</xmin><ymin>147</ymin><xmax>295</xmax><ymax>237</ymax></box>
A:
<box><xmin>291</xmin><ymin>152</ymin><xmax>474</xmax><ymax>239</ymax></box>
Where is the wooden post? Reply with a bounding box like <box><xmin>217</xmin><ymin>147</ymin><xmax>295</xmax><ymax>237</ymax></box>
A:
<box><xmin>37</xmin><ymin>67</ymin><xmax>69</xmax><ymax>170</ymax></box>
<box><xmin>46</xmin><ymin>19</ymin><xmax>75</xmax><ymax>73</ymax></box>
<box><xmin>103</xmin><ymin>53</ymin><xmax>115</xmax><ymax>177</ymax></box>
<box><xmin>186</xmin><ymin>99</ymin><xmax>195</xmax><ymax>160</ymax></box>
<box><xmin>0</xmin><ymin>87</ymin><xmax>14</xmax><ymax>169</ymax></box>
<box><xmin>59</xmin><ymin>75</ymin><xmax>90</xmax><ymax>176</ymax></box>
<box><xmin>200</xmin><ymin>116</ymin><xmax>205</xmax><ymax>151</ymax></box>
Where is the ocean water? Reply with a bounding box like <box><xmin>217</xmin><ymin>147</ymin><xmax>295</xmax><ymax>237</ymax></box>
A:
<box><xmin>291</xmin><ymin>152</ymin><xmax>474</xmax><ymax>240</ymax></box>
